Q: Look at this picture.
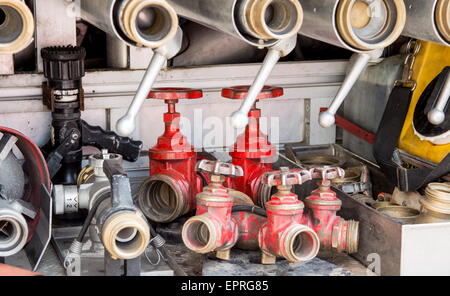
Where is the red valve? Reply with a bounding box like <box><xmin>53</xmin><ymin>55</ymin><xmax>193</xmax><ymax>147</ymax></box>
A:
<box><xmin>182</xmin><ymin>160</ymin><xmax>244</xmax><ymax>260</ymax></box>
<box><xmin>224</xmin><ymin>86</ymin><xmax>283</xmax><ymax>206</ymax></box>
<box><xmin>258</xmin><ymin>167</ymin><xmax>320</xmax><ymax>264</ymax></box>
<box><xmin>137</xmin><ymin>88</ymin><xmax>204</xmax><ymax>223</ymax></box>
<box><xmin>292</xmin><ymin>166</ymin><xmax>359</xmax><ymax>254</ymax></box>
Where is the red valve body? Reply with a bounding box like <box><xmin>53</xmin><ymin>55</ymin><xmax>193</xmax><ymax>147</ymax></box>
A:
<box><xmin>302</xmin><ymin>181</ymin><xmax>359</xmax><ymax>254</ymax></box>
<box><xmin>258</xmin><ymin>187</ymin><xmax>320</xmax><ymax>264</ymax></box>
<box><xmin>224</xmin><ymin>86</ymin><xmax>283</xmax><ymax>204</ymax></box>
<box><xmin>138</xmin><ymin>88</ymin><xmax>203</xmax><ymax>223</ymax></box>
<box><xmin>182</xmin><ymin>183</ymin><xmax>239</xmax><ymax>259</ymax></box>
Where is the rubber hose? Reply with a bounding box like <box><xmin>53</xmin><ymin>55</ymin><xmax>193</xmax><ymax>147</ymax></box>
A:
<box><xmin>232</xmin><ymin>205</ymin><xmax>267</xmax><ymax>217</ymax></box>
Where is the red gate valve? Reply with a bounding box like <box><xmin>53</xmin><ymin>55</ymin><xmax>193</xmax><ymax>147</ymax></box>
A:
<box><xmin>302</xmin><ymin>167</ymin><xmax>359</xmax><ymax>254</ymax></box>
<box><xmin>258</xmin><ymin>167</ymin><xmax>320</xmax><ymax>264</ymax></box>
<box><xmin>223</xmin><ymin>85</ymin><xmax>284</xmax><ymax>205</ymax></box>
<box><xmin>182</xmin><ymin>160</ymin><xmax>245</xmax><ymax>260</ymax></box>
<box><xmin>138</xmin><ymin>88</ymin><xmax>204</xmax><ymax>223</ymax></box>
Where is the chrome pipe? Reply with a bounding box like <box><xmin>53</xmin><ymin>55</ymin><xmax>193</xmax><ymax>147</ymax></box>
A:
<box><xmin>403</xmin><ymin>0</ymin><xmax>450</xmax><ymax>47</ymax></box>
<box><xmin>166</xmin><ymin>0</ymin><xmax>303</xmax><ymax>47</ymax></box>
<box><xmin>78</xmin><ymin>0</ymin><xmax>178</xmax><ymax>48</ymax></box>
<box><xmin>0</xmin><ymin>0</ymin><xmax>35</xmax><ymax>54</ymax></box>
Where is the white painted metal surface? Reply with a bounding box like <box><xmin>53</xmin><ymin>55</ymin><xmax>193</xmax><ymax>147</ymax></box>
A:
<box><xmin>0</xmin><ymin>61</ymin><xmax>346</xmax><ymax>157</ymax></box>
<box><xmin>401</xmin><ymin>222</ymin><xmax>450</xmax><ymax>276</ymax></box>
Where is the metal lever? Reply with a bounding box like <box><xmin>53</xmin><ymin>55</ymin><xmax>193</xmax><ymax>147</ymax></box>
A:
<box><xmin>230</xmin><ymin>35</ymin><xmax>297</xmax><ymax>129</ymax></box>
<box><xmin>319</xmin><ymin>49</ymin><xmax>384</xmax><ymax>128</ymax></box>
<box><xmin>428</xmin><ymin>71</ymin><xmax>450</xmax><ymax>125</ymax></box>
<box><xmin>116</xmin><ymin>27</ymin><xmax>183</xmax><ymax>137</ymax></box>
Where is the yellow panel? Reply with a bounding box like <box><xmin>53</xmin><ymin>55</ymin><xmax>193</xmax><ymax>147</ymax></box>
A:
<box><xmin>398</xmin><ymin>42</ymin><xmax>450</xmax><ymax>163</ymax></box>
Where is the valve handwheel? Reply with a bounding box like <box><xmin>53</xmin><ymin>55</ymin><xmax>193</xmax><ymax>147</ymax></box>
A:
<box><xmin>148</xmin><ymin>88</ymin><xmax>203</xmax><ymax>160</ymax></box>
<box><xmin>148</xmin><ymin>87</ymin><xmax>203</xmax><ymax>101</ymax></box>
<box><xmin>196</xmin><ymin>159</ymin><xmax>244</xmax><ymax>179</ymax></box>
<box><xmin>221</xmin><ymin>86</ymin><xmax>284</xmax><ymax>103</ymax></box>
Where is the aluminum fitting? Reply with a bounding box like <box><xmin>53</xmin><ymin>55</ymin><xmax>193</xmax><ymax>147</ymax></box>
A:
<box><xmin>242</xmin><ymin>0</ymin><xmax>303</xmax><ymax>40</ymax></box>
<box><xmin>120</xmin><ymin>0</ymin><xmax>179</xmax><ymax>48</ymax></box>
<box><xmin>101</xmin><ymin>210</ymin><xmax>150</xmax><ymax>260</ymax></box>
<box><xmin>0</xmin><ymin>0</ymin><xmax>35</xmax><ymax>54</ymax></box>
<box><xmin>336</xmin><ymin>0</ymin><xmax>406</xmax><ymax>51</ymax></box>
<box><xmin>0</xmin><ymin>207</ymin><xmax>28</xmax><ymax>257</ymax></box>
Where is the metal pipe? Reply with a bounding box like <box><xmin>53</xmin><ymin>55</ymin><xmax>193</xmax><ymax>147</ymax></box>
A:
<box><xmin>0</xmin><ymin>208</ymin><xmax>28</xmax><ymax>257</ymax></box>
<box><xmin>230</xmin><ymin>35</ymin><xmax>297</xmax><ymax>128</ymax></box>
<box><xmin>116</xmin><ymin>28</ymin><xmax>183</xmax><ymax>137</ymax></box>
<box><xmin>403</xmin><ymin>0</ymin><xmax>450</xmax><ymax>47</ymax></box>
<box><xmin>0</xmin><ymin>0</ymin><xmax>35</xmax><ymax>54</ymax></box>
<box><xmin>78</xmin><ymin>0</ymin><xmax>178</xmax><ymax>48</ymax></box>
<box><xmin>166</xmin><ymin>0</ymin><xmax>303</xmax><ymax>47</ymax></box>
<box><xmin>299</xmin><ymin>0</ymin><xmax>406</xmax><ymax>52</ymax></box>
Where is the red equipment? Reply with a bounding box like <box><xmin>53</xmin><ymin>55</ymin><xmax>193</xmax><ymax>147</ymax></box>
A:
<box><xmin>138</xmin><ymin>88</ymin><xmax>204</xmax><ymax>223</ymax></box>
<box><xmin>302</xmin><ymin>179</ymin><xmax>359</xmax><ymax>254</ymax></box>
<box><xmin>223</xmin><ymin>85</ymin><xmax>283</xmax><ymax>206</ymax></box>
<box><xmin>258</xmin><ymin>167</ymin><xmax>320</xmax><ymax>264</ymax></box>
<box><xmin>182</xmin><ymin>160</ymin><xmax>244</xmax><ymax>260</ymax></box>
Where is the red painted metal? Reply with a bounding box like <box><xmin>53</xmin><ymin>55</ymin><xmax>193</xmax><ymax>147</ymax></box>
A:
<box><xmin>320</xmin><ymin>107</ymin><xmax>376</xmax><ymax>144</ymax></box>
<box><xmin>0</xmin><ymin>127</ymin><xmax>51</xmax><ymax>243</ymax></box>
<box><xmin>142</xmin><ymin>88</ymin><xmax>204</xmax><ymax>223</ymax></box>
<box><xmin>223</xmin><ymin>86</ymin><xmax>283</xmax><ymax>203</ymax></box>
<box><xmin>302</xmin><ymin>179</ymin><xmax>359</xmax><ymax>254</ymax></box>
<box><xmin>258</xmin><ymin>168</ymin><xmax>320</xmax><ymax>264</ymax></box>
<box><xmin>182</xmin><ymin>160</ymin><xmax>245</xmax><ymax>260</ymax></box>
<box><xmin>232</xmin><ymin>211</ymin><xmax>267</xmax><ymax>250</ymax></box>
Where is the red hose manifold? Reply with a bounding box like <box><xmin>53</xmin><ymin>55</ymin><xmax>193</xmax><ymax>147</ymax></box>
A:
<box><xmin>182</xmin><ymin>160</ymin><xmax>245</xmax><ymax>260</ymax></box>
<box><xmin>302</xmin><ymin>176</ymin><xmax>359</xmax><ymax>254</ymax></box>
<box><xmin>138</xmin><ymin>88</ymin><xmax>204</xmax><ymax>223</ymax></box>
<box><xmin>223</xmin><ymin>85</ymin><xmax>283</xmax><ymax>206</ymax></box>
<box><xmin>258</xmin><ymin>167</ymin><xmax>320</xmax><ymax>264</ymax></box>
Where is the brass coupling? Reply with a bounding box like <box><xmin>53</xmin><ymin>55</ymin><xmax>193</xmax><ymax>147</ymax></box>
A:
<box><xmin>0</xmin><ymin>0</ymin><xmax>35</xmax><ymax>54</ymax></box>
<box><xmin>421</xmin><ymin>183</ymin><xmax>450</xmax><ymax>215</ymax></box>
<box><xmin>120</xmin><ymin>0</ymin><xmax>178</xmax><ymax>48</ymax></box>
<box><xmin>101</xmin><ymin>210</ymin><xmax>150</xmax><ymax>260</ymax></box>
<box><xmin>244</xmin><ymin>0</ymin><xmax>303</xmax><ymax>40</ymax></box>
<box><xmin>436</xmin><ymin>0</ymin><xmax>450</xmax><ymax>43</ymax></box>
<box><xmin>336</xmin><ymin>0</ymin><xmax>406</xmax><ymax>51</ymax></box>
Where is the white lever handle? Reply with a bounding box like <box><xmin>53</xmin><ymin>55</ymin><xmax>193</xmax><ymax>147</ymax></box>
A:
<box><xmin>116</xmin><ymin>27</ymin><xmax>183</xmax><ymax>137</ymax></box>
<box><xmin>230</xmin><ymin>35</ymin><xmax>297</xmax><ymax>129</ymax></box>
<box><xmin>319</xmin><ymin>49</ymin><xmax>384</xmax><ymax>128</ymax></box>
<box><xmin>428</xmin><ymin>73</ymin><xmax>450</xmax><ymax>125</ymax></box>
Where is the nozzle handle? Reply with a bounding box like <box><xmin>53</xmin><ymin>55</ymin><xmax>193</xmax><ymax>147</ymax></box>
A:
<box><xmin>428</xmin><ymin>69</ymin><xmax>450</xmax><ymax>125</ymax></box>
<box><xmin>319</xmin><ymin>50</ymin><xmax>383</xmax><ymax>128</ymax></box>
<box><xmin>230</xmin><ymin>36</ymin><xmax>297</xmax><ymax>129</ymax></box>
